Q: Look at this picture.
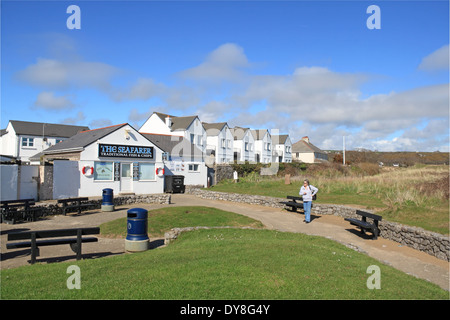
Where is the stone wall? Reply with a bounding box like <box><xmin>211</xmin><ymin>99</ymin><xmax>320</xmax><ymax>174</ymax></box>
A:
<box><xmin>214</xmin><ymin>164</ymin><xmax>234</xmax><ymax>184</ymax></box>
<box><xmin>186</xmin><ymin>187</ymin><xmax>450</xmax><ymax>261</ymax></box>
<box><xmin>33</xmin><ymin>193</ymin><xmax>171</xmax><ymax>217</ymax></box>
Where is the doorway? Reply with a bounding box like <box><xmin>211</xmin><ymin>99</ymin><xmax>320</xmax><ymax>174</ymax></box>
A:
<box><xmin>120</xmin><ymin>163</ymin><xmax>133</xmax><ymax>193</ymax></box>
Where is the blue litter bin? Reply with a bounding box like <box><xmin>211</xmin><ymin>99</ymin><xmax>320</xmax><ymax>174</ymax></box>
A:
<box><xmin>101</xmin><ymin>188</ymin><xmax>114</xmax><ymax>212</ymax></box>
<box><xmin>125</xmin><ymin>208</ymin><xmax>149</xmax><ymax>252</ymax></box>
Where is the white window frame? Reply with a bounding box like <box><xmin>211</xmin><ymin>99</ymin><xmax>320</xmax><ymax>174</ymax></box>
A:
<box><xmin>22</xmin><ymin>137</ymin><xmax>34</xmax><ymax>147</ymax></box>
<box><xmin>139</xmin><ymin>162</ymin><xmax>156</xmax><ymax>181</ymax></box>
<box><xmin>94</xmin><ymin>161</ymin><xmax>114</xmax><ymax>181</ymax></box>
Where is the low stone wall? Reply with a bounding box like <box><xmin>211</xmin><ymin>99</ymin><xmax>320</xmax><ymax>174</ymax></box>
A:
<box><xmin>34</xmin><ymin>194</ymin><xmax>171</xmax><ymax>217</ymax></box>
<box><xmin>186</xmin><ymin>187</ymin><xmax>450</xmax><ymax>261</ymax></box>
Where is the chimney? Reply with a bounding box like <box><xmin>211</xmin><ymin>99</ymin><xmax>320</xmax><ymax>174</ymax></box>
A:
<box><xmin>302</xmin><ymin>136</ymin><xmax>310</xmax><ymax>143</ymax></box>
<box><xmin>165</xmin><ymin>116</ymin><xmax>172</xmax><ymax>128</ymax></box>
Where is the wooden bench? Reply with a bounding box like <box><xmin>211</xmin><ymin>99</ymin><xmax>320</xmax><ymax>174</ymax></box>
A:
<box><xmin>1</xmin><ymin>199</ymin><xmax>42</xmax><ymax>224</ymax></box>
<box><xmin>57</xmin><ymin>197</ymin><xmax>91</xmax><ymax>216</ymax></box>
<box><xmin>279</xmin><ymin>195</ymin><xmax>313</xmax><ymax>213</ymax></box>
<box><xmin>6</xmin><ymin>227</ymin><xmax>100</xmax><ymax>264</ymax></box>
<box><xmin>345</xmin><ymin>210</ymin><xmax>382</xmax><ymax>240</ymax></box>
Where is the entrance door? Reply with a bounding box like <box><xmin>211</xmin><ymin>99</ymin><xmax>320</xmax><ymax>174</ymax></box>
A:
<box><xmin>120</xmin><ymin>163</ymin><xmax>132</xmax><ymax>193</ymax></box>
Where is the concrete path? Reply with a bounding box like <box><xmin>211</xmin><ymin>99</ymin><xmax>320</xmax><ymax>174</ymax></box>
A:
<box><xmin>1</xmin><ymin>194</ymin><xmax>449</xmax><ymax>292</ymax></box>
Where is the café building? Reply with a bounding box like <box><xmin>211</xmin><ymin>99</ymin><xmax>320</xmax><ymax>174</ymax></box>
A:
<box><xmin>38</xmin><ymin>123</ymin><xmax>165</xmax><ymax>199</ymax></box>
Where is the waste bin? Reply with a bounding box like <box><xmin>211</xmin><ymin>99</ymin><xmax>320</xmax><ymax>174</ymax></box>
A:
<box><xmin>125</xmin><ymin>208</ymin><xmax>149</xmax><ymax>252</ymax></box>
<box><xmin>101</xmin><ymin>188</ymin><xmax>115</xmax><ymax>212</ymax></box>
<box><xmin>164</xmin><ymin>175</ymin><xmax>185</xmax><ymax>193</ymax></box>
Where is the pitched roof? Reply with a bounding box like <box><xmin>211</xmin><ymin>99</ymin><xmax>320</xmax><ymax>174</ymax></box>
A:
<box><xmin>202</xmin><ymin>122</ymin><xmax>227</xmax><ymax>136</ymax></box>
<box><xmin>251</xmin><ymin>129</ymin><xmax>269</xmax><ymax>140</ymax></box>
<box><xmin>230</xmin><ymin>127</ymin><xmax>250</xmax><ymax>140</ymax></box>
<box><xmin>292</xmin><ymin>139</ymin><xmax>326</xmax><ymax>154</ymax></box>
<box><xmin>6</xmin><ymin>120</ymin><xmax>89</xmax><ymax>138</ymax></box>
<box><xmin>41</xmin><ymin>124</ymin><xmax>128</xmax><ymax>154</ymax></box>
<box><xmin>153</xmin><ymin>112</ymin><xmax>198</xmax><ymax>131</ymax></box>
<box><xmin>271</xmin><ymin>134</ymin><xmax>289</xmax><ymax>144</ymax></box>
<box><xmin>141</xmin><ymin>133</ymin><xmax>203</xmax><ymax>160</ymax></box>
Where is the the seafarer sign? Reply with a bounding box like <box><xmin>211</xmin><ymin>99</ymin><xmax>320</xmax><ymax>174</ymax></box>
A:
<box><xmin>99</xmin><ymin>144</ymin><xmax>154</xmax><ymax>159</ymax></box>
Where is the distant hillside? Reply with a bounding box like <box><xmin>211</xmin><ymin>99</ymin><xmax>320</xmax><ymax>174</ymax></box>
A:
<box><xmin>327</xmin><ymin>150</ymin><xmax>449</xmax><ymax>166</ymax></box>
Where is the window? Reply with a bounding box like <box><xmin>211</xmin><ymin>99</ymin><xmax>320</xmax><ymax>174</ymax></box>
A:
<box><xmin>189</xmin><ymin>164</ymin><xmax>199</xmax><ymax>172</ymax></box>
<box><xmin>94</xmin><ymin>162</ymin><xmax>113</xmax><ymax>181</ymax></box>
<box><xmin>221</xmin><ymin>139</ymin><xmax>226</xmax><ymax>148</ymax></box>
<box><xmin>139</xmin><ymin>163</ymin><xmax>156</xmax><ymax>180</ymax></box>
<box><xmin>22</xmin><ymin>137</ymin><xmax>34</xmax><ymax>147</ymax></box>
<box><xmin>245</xmin><ymin>142</ymin><xmax>249</xmax><ymax>151</ymax></box>
<box><xmin>162</xmin><ymin>152</ymin><xmax>170</xmax><ymax>161</ymax></box>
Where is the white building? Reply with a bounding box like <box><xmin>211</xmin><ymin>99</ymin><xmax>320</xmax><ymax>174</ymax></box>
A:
<box><xmin>39</xmin><ymin>123</ymin><xmax>165</xmax><ymax>199</ymax></box>
<box><xmin>1</xmin><ymin>120</ymin><xmax>89</xmax><ymax>164</ymax></box>
<box><xmin>203</xmin><ymin>122</ymin><xmax>234</xmax><ymax>164</ymax></box>
<box><xmin>142</xmin><ymin>133</ymin><xmax>208</xmax><ymax>187</ymax></box>
<box><xmin>272</xmin><ymin>134</ymin><xmax>292</xmax><ymax>163</ymax></box>
<box><xmin>251</xmin><ymin>129</ymin><xmax>272</xmax><ymax>164</ymax></box>
<box><xmin>139</xmin><ymin>112</ymin><xmax>207</xmax><ymax>156</ymax></box>
<box><xmin>230</xmin><ymin>127</ymin><xmax>255</xmax><ymax>163</ymax></box>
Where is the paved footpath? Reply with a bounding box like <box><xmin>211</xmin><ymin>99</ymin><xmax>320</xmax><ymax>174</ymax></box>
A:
<box><xmin>1</xmin><ymin>194</ymin><xmax>449</xmax><ymax>292</ymax></box>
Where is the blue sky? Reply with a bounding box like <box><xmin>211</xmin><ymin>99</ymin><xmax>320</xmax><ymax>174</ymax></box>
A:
<box><xmin>1</xmin><ymin>0</ymin><xmax>449</xmax><ymax>151</ymax></box>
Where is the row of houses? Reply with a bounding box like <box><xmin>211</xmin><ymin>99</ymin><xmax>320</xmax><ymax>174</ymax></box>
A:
<box><xmin>1</xmin><ymin>112</ymin><xmax>328</xmax><ymax>166</ymax></box>
<box><xmin>0</xmin><ymin>112</ymin><xmax>328</xmax><ymax>200</ymax></box>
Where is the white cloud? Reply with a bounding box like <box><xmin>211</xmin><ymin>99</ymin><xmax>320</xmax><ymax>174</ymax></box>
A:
<box><xmin>61</xmin><ymin>111</ymin><xmax>86</xmax><ymax>125</ymax></box>
<box><xmin>179</xmin><ymin>43</ymin><xmax>250</xmax><ymax>82</ymax></box>
<box><xmin>33</xmin><ymin>91</ymin><xmax>74</xmax><ymax>110</ymax></box>
<box><xmin>14</xmin><ymin>42</ymin><xmax>449</xmax><ymax>152</ymax></box>
<box><xmin>113</xmin><ymin>78</ymin><xmax>166</xmax><ymax>102</ymax></box>
<box><xmin>418</xmin><ymin>44</ymin><xmax>449</xmax><ymax>71</ymax></box>
<box><xmin>16</xmin><ymin>58</ymin><xmax>118</xmax><ymax>91</ymax></box>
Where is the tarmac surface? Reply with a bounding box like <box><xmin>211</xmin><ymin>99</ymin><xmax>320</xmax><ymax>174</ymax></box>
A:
<box><xmin>1</xmin><ymin>193</ymin><xmax>449</xmax><ymax>292</ymax></box>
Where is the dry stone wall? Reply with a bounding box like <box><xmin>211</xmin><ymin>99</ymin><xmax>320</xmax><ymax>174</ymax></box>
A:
<box><xmin>33</xmin><ymin>194</ymin><xmax>171</xmax><ymax>217</ymax></box>
<box><xmin>186</xmin><ymin>187</ymin><xmax>450</xmax><ymax>261</ymax></box>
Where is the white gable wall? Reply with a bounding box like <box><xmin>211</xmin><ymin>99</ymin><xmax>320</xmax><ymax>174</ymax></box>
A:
<box><xmin>64</xmin><ymin>124</ymin><xmax>165</xmax><ymax>197</ymax></box>
<box><xmin>139</xmin><ymin>113</ymin><xmax>176</xmax><ymax>136</ymax></box>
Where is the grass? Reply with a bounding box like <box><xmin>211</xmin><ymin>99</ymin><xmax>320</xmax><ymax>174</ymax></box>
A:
<box><xmin>2</xmin><ymin>228</ymin><xmax>448</xmax><ymax>299</ymax></box>
<box><xmin>211</xmin><ymin>165</ymin><xmax>450</xmax><ymax>235</ymax></box>
<box><xmin>99</xmin><ymin>206</ymin><xmax>265</xmax><ymax>238</ymax></box>
<box><xmin>2</xmin><ymin>206</ymin><xmax>448</xmax><ymax>300</ymax></box>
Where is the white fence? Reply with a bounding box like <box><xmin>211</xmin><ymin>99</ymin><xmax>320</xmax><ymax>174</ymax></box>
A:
<box><xmin>1</xmin><ymin>165</ymin><xmax>38</xmax><ymax>201</ymax></box>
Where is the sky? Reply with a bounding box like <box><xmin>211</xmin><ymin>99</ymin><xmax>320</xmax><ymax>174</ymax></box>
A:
<box><xmin>1</xmin><ymin>0</ymin><xmax>449</xmax><ymax>152</ymax></box>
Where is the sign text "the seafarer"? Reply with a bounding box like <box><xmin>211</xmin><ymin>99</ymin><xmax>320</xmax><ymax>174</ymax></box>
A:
<box><xmin>98</xmin><ymin>144</ymin><xmax>154</xmax><ymax>159</ymax></box>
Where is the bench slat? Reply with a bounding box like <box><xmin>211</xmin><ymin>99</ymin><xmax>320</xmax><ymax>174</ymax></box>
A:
<box><xmin>356</xmin><ymin>210</ymin><xmax>382</xmax><ymax>221</ymax></box>
<box><xmin>57</xmin><ymin>197</ymin><xmax>89</xmax><ymax>203</ymax></box>
<box><xmin>7</xmin><ymin>227</ymin><xmax>100</xmax><ymax>241</ymax></box>
<box><xmin>280</xmin><ymin>201</ymin><xmax>304</xmax><ymax>208</ymax></box>
<box><xmin>6</xmin><ymin>237</ymin><xmax>98</xmax><ymax>249</ymax></box>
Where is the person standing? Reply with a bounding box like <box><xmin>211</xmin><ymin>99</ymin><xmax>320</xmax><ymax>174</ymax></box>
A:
<box><xmin>299</xmin><ymin>179</ymin><xmax>318</xmax><ymax>223</ymax></box>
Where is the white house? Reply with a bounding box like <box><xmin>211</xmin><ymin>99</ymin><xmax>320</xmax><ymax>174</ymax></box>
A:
<box><xmin>272</xmin><ymin>134</ymin><xmax>292</xmax><ymax>163</ymax></box>
<box><xmin>230</xmin><ymin>127</ymin><xmax>255</xmax><ymax>163</ymax></box>
<box><xmin>39</xmin><ymin>123</ymin><xmax>165</xmax><ymax>199</ymax></box>
<box><xmin>203</xmin><ymin>122</ymin><xmax>234</xmax><ymax>164</ymax></box>
<box><xmin>139</xmin><ymin>112</ymin><xmax>207</xmax><ymax>156</ymax></box>
<box><xmin>1</xmin><ymin>120</ymin><xmax>89</xmax><ymax>164</ymax></box>
<box><xmin>292</xmin><ymin>136</ymin><xmax>328</xmax><ymax>163</ymax></box>
<box><xmin>251</xmin><ymin>129</ymin><xmax>272</xmax><ymax>164</ymax></box>
<box><xmin>142</xmin><ymin>133</ymin><xmax>208</xmax><ymax>187</ymax></box>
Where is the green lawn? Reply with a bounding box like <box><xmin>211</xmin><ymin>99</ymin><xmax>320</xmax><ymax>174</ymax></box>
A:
<box><xmin>209</xmin><ymin>168</ymin><xmax>449</xmax><ymax>235</ymax></box>
<box><xmin>1</xmin><ymin>207</ymin><xmax>448</xmax><ymax>300</ymax></box>
<box><xmin>99</xmin><ymin>206</ymin><xmax>265</xmax><ymax>238</ymax></box>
